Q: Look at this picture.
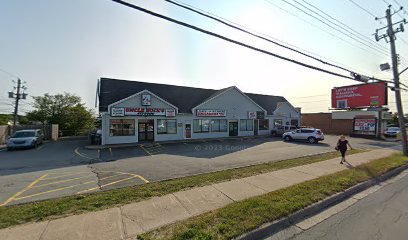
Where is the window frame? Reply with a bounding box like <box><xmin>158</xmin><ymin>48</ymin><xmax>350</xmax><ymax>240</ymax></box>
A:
<box><xmin>240</xmin><ymin>119</ymin><xmax>254</xmax><ymax>131</ymax></box>
<box><xmin>211</xmin><ymin>119</ymin><xmax>228</xmax><ymax>132</ymax></box>
<box><xmin>193</xmin><ymin>119</ymin><xmax>211</xmax><ymax>133</ymax></box>
<box><xmin>258</xmin><ymin>119</ymin><xmax>269</xmax><ymax>130</ymax></box>
<box><xmin>109</xmin><ymin>119</ymin><xmax>135</xmax><ymax>136</ymax></box>
<box><xmin>157</xmin><ymin>119</ymin><xmax>177</xmax><ymax>134</ymax></box>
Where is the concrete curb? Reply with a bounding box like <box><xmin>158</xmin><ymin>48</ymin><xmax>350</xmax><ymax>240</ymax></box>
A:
<box><xmin>237</xmin><ymin>162</ymin><xmax>408</xmax><ymax>240</ymax></box>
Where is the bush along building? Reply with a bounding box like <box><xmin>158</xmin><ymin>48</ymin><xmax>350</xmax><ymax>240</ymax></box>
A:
<box><xmin>97</xmin><ymin>78</ymin><xmax>300</xmax><ymax>145</ymax></box>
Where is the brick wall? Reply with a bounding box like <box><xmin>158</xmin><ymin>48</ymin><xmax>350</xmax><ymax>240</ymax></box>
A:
<box><xmin>302</xmin><ymin>113</ymin><xmax>353</xmax><ymax>135</ymax></box>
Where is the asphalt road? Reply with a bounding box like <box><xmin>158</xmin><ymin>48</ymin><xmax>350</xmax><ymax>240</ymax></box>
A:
<box><xmin>0</xmin><ymin>135</ymin><xmax>400</xmax><ymax>206</ymax></box>
<box><xmin>288</xmin><ymin>171</ymin><xmax>408</xmax><ymax>240</ymax></box>
<box><xmin>0</xmin><ymin>139</ymin><xmax>91</xmax><ymax>176</ymax></box>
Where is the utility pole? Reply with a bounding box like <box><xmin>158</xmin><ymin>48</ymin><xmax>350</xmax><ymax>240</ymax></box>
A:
<box><xmin>375</xmin><ymin>5</ymin><xmax>408</xmax><ymax>155</ymax></box>
<box><xmin>8</xmin><ymin>78</ymin><xmax>27</xmax><ymax>127</ymax></box>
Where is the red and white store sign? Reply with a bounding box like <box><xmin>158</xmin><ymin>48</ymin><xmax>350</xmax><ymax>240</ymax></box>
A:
<box><xmin>111</xmin><ymin>107</ymin><xmax>169</xmax><ymax>116</ymax></box>
<box><xmin>196</xmin><ymin>109</ymin><xmax>227</xmax><ymax>117</ymax></box>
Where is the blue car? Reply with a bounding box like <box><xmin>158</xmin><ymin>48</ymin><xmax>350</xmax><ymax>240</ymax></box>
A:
<box><xmin>6</xmin><ymin>129</ymin><xmax>44</xmax><ymax>151</ymax></box>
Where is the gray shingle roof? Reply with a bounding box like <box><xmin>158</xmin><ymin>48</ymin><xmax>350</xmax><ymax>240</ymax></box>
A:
<box><xmin>98</xmin><ymin>78</ymin><xmax>289</xmax><ymax>115</ymax></box>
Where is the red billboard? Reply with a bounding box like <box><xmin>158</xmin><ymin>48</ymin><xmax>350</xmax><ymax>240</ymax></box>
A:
<box><xmin>331</xmin><ymin>82</ymin><xmax>387</xmax><ymax>109</ymax></box>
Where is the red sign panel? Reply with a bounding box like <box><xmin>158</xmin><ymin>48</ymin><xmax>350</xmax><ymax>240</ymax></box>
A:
<box><xmin>331</xmin><ymin>82</ymin><xmax>387</xmax><ymax>109</ymax></box>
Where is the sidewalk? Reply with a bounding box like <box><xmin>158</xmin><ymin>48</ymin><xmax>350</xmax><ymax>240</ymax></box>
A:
<box><xmin>0</xmin><ymin>149</ymin><xmax>397</xmax><ymax>240</ymax></box>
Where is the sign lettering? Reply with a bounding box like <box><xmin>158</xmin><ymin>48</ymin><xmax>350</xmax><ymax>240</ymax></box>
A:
<box><xmin>196</xmin><ymin>109</ymin><xmax>226</xmax><ymax>117</ymax></box>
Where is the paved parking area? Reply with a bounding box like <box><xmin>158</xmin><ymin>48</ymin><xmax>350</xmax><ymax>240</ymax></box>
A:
<box><xmin>0</xmin><ymin>135</ymin><xmax>400</xmax><ymax>205</ymax></box>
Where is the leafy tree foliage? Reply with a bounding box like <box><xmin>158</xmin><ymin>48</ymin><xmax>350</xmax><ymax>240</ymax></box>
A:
<box><xmin>27</xmin><ymin>93</ymin><xmax>95</xmax><ymax>135</ymax></box>
<box><xmin>0</xmin><ymin>114</ymin><xmax>10</xmax><ymax>125</ymax></box>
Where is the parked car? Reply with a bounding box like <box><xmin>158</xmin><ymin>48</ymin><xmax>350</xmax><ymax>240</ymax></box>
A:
<box><xmin>271</xmin><ymin>125</ymin><xmax>297</xmax><ymax>137</ymax></box>
<box><xmin>282</xmin><ymin>128</ymin><xmax>324</xmax><ymax>144</ymax></box>
<box><xmin>6</xmin><ymin>129</ymin><xmax>44</xmax><ymax>151</ymax></box>
<box><xmin>383</xmin><ymin>127</ymin><xmax>400</xmax><ymax>138</ymax></box>
<box><xmin>89</xmin><ymin>129</ymin><xmax>102</xmax><ymax>145</ymax></box>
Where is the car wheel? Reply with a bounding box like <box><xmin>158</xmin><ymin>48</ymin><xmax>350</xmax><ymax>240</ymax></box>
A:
<box><xmin>32</xmin><ymin>141</ymin><xmax>38</xmax><ymax>149</ymax></box>
<box><xmin>308</xmin><ymin>137</ymin><xmax>317</xmax><ymax>144</ymax></box>
<box><xmin>7</xmin><ymin>147</ymin><xmax>13</xmax><ymax>151</ymax></box>
<box><xmin>284</xmin><ymin>136</ymin><xmax>292</xmax><ymax>141</ymax></box>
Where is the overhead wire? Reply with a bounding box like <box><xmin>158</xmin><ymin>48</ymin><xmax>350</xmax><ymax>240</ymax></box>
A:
<box><xmin>264</xmin><ymin>0</ymin><xmax>388</xmax><ymax>60</ymax></box>
<box><xmin>276</xmin><ymin>0</ymin><xmax>391</xmax><ymax>58</ymax></box>
<box><xmin>111</xmin><ymin>0</ymin><xmax>357</xmax><ymax>81</ymax></box>
<box><xmin>0</xmin><ymin>67</ymin><xmax>18</xmax><ymax>79</ymax></box>
<box><xmin>347</xmin><ymin>0</ymin><xmax>379</xmax><ymax>19</ymax></box>
<box><xmin>112</xmin><ymin>0</ymin><xmax>406</xmax><ymax>92</ymax></box>
<box><xmin>346</xmin><ymin>0</ymin><xmax>408</xmax><ymax>72</ymax></box>
<box><xmin>164</xmin><ymin>0</ymin><xmax>361</xmax><ymax>75</ymax></box>
<box><xmin>301</xmin><ymin>0</ymin><xmax>390</xmax><ymax>54</ymax></box>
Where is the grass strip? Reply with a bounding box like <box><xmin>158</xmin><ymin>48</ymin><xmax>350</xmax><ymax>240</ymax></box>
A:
<box><xmin>139</xmin><ymin>153</ymin><xmax>408</xmax><ymax>240</ymax></box>
<box><xmin>0</xmin><ymin>149</ymin><xmax>364</xmax><ymax>229</ymax></box>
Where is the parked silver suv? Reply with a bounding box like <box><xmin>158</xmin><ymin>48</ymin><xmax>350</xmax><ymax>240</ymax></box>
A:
<box><xmin>6</xmin><ymin>129</ymin><xmax>44</xmax><ymax>151</ymax></box>
<box><xmin>282</xmin><ymin>128</ymin><xmax>324</xmax><ymax>144</ymax></box>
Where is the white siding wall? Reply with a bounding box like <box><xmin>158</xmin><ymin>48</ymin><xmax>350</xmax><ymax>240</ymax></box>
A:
<box><xmin>111</xmin><ymin>93</ymin><xmax>172</xmax><ymax>110</ymax></box>
<box><xmin>101</xmin><ymin>88</ymin><xmax>297</xmax><ymax>145</ymax></box>
<box><xmin>195</xmin><ymin>88</ymin><xmax>264</xmax><ymax>119</ymax></box>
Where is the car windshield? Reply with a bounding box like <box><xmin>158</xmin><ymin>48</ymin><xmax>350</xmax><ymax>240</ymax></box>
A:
<box><xmin>12</xmin><ymin>131</ymin><xmax>35</xmax><ymax>138</ymax></box>
<box><xmin>387</xmin><ymin>127</ymin><xmax>399</xmax><ymax>131</ymax></box>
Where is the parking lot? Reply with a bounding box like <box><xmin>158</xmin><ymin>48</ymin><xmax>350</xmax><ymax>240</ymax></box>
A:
<box><xmin>0</xmin><ymin>135</ymin><xmax>400</xmax><ymax>205</ymax></box>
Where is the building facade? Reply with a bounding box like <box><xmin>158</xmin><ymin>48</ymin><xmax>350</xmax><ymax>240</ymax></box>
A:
<box><xmin>302</xmin><ymin>110</ymin><xmax>390</xmax><ymax>138</ymax></box>
<box><xmin>98</xmin><ymin>78</ymin><xmax>300</xmax><ymax>145</ymax></box>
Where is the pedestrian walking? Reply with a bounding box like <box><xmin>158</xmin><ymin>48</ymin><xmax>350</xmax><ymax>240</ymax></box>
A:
<box><xmin>336</xmin><ymin>135</ymin><xmax>353</xmax><ymax>164</ymax></box>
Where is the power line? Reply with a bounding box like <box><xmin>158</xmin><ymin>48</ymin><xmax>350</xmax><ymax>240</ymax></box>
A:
<box><xmin>288</xmin><ymin>94</ymin><xmax>328</xmax><ymax>99</ymax></box>
<box><xmin>0</xmin><ymin>67</ymin><xmax>19</xmax><ymax>79</ymax></box>
<box><xmin>111</xmin><ymin>0</ymin><xmax>357</xmax><ymax>81</ymax></box>
<box><xmin>276</xmin><ymin>0</ymin><xmax>391</xmax><ymax>58</ymax></box>
<box><xmin>347</xmin><ymin>0</ymin><xmax>378</xmax><ymax>19</ymax></box>
<box><xmin>172</xmin><ymin>1</ymin><xmax>371</xmax><ymax>76</ymax></box>
<box><xmin>301</xmin><ymin>0</ymin><xmax>390</xmax><ymax>54</ymax></box>
<box><xmin>165</xmin><ymin>0</ymin><xmax>364</xmax><ymax>76</ymax></box>
<box><xmin>381</xmin><ymin>0</ymin><xmax>406</xmax><ymax>18</ymax></box>
<box><xmin>264</xmin><ymin>0</ymin><xmax>388</xmax><ymax>59</ymax></box>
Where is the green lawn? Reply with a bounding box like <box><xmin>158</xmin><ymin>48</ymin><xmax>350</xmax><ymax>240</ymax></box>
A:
<box><xmin>0</xmin><ymin>149</ymin><xmax>364</xmax><ymax>229</ymax></box>
<box><xmin>139</xmin><ymin>153</ymin><xmax>408</xmax><ymax>240</ymax></box>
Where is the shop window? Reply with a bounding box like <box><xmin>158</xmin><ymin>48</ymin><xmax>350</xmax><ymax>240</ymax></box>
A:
<box><xmin>240</xmin><ymin>119</ymin><xmax>254</xmax><ymax>131</ymax></box>
<box><xmin>274</xmin><ymin>119</ymin><xmax>283</xmax><ymax>128</ymax></box>
<box><xmin>211</xmin><ymin>119</ymin><xmax>228</xmax><ymax>132</ymax></box>
<box><xmin>193</xmin><ymin>119</ymin><xmax>210</xmax><ymax>133</ymax></box>
<box><xmin>157</xmin><ymin>119</ymin><xmax>177</xmax><ymax>134</ymax></box>
<box><xmin>259</xmin><ymin>119</ymin><xmax>269</xmax><ymax>130</ymax></box>
<box><xmin>110</xmin><ymin>119</ymin><xmax>135</xmax><ymax>136</ymax></box>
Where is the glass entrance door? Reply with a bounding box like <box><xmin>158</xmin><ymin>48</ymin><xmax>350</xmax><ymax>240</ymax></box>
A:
<box><xmin>185</xmin><ymin>123</ymin><xmax>191</xmax><ymax>139</ymax></box>
<box><xmin>229</xmin><ymin>121</ymin><xmax>238</xmax><ymax>136</ymax></box>
<box><xmin>138</xmin><ymin>120</ymin><xmax>154</xmax><ymax>141</ymax></box>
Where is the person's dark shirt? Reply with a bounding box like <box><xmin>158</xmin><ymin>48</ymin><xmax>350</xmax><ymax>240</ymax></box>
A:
<box><xmin>338</xmin><ymin>140</ymin><xmax>348</xmax><ymax>151</ymax></box>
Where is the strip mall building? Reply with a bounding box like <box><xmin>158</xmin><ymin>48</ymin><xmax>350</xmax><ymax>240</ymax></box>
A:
<box><xmin>97</xmin><ymin>78</ymin><xmax>300</xmax><ymax>145</ymax></box>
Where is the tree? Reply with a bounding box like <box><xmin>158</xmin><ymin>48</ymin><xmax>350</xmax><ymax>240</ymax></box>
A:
<box><xmin>0</xmin><ymin>114</ymin><xmax>10</xmax><ymax>125</ymax></box>
<box><xmin>27</xmin><ymin>93</ymin><xmax>95</xmax><ymax>135</ymax></box>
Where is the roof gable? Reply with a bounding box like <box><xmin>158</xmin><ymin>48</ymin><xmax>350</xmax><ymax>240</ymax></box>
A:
<box><xmin>108</xmin><ymin>89</ymin><xmax>179</xmax><ymax>113</ymax></box>
<box><xmin>98</xmin><ymin>78</ymin><xmax>290</xmax><ymax>114</ymax></box>
<box><xmin>98</xmin><ymin>78</ymin><xmax>215</xmax><ymax>113</ymax></box>
<box><xmin>192</xmin><ymin>86</ymin><xmax>266</xmax><ymax>113</ymax></box>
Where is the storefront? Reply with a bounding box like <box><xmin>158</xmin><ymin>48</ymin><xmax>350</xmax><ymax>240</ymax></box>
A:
<box><xmin>98</xmin><ymin>78</ymin><xmax>300</xmax><ymax>145</ymax></box>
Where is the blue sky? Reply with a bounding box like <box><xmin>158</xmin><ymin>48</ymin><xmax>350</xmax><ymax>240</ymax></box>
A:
<box><xmin>1</xmin><ymin>0</ymin><xmax>408</xmax><ymax>114</ymax></box>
